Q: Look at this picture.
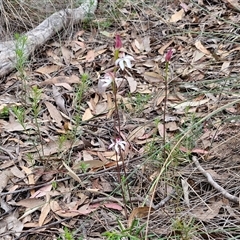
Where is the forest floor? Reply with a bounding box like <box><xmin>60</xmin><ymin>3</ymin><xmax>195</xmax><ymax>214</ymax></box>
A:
<box><xmin>1</xmin><ymin>0</ymin><xmax>240</xmax><ymax>239</ymax></box>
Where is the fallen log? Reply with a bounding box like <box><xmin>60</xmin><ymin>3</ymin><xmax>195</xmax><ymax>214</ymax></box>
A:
<box><xmin>0</xmin><ymin>0</ymin><xmax>98</xmax><ymax>78</ymax></box>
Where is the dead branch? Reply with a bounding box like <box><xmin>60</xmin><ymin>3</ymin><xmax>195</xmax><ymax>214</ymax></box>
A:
<box><xmin>192</xmin><ymin>156</ymin><xmax>239</xmax><ymax>204</ymax></box>
<box><xmin>0</xmin><ymin>0</ymin><xmax>98</xmax><ymax>78</ymax></box>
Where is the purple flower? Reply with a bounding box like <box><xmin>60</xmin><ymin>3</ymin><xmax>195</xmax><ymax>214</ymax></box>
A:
<box><xmin>165</xmin><ymin>49</ymin><xmax>173</xmax><ymax>62</ymax></box>
<box><xmin>115</xmin><ymin>34</ymin><xmax>122</xmax><ymax>49</ymax></box>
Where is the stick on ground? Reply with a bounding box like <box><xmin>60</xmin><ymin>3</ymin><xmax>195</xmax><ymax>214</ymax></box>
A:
<box><xmin>192</xmin><ymin>156</ymin><xmax>239</xmax><ymax>204</ymax></box>
<box><xmin>0</xmin><ymin>0</ymin><xmax>98</xmax><ymax>78</ymax></box>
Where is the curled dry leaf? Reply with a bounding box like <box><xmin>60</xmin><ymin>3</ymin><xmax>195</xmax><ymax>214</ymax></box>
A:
<box><xmin>82</xmin><ymin>108</ymin><xmax>94</xmax><ymax>121</ymax></box>
<box><xmin>52</xmin><ymin>85</ymin><xmax>67</xmax><ymax>114</ymax></box>
<box><xmin>45</xmin><ymin>101</ymin><xmax>63</xmax><ymax>128</ymax></box>
<box><xmin>195</xmin><ymin>40</ymin><xmax>212</xmax><ymax>56</ymax></box>
<box><xmin>39</xmin><ymin>201</ymin><xmax>51</xmax><ymax>226</ymax></box>
<box><xmin>15</xmin><ymin>198</ymin><xmax>45</xmax><ymax>208</ymax></box>
<box><xmin>103</xmin><ymin>202</ymin><xmax>122</xmax><ymax>211</ymax></box>
<box><xmin>126</xmin><ymin>76</ymin><xmax>137</xmax><ymax>93</ymax></box>
<box><xmin>169</xmin><ymin>9</ymin><xmax>185</xmax><ymax>23</ymax></box>
<box><xmin>35</xmin><ymin>65</ymin><xmax>60</xmax><ymax>75</ymax></box>
<box><xmin>62</xmin><ymin>161</ymin><xmax>84</xmax><ymax>187</ymax></box>
<box><xmin>39</xmin><ymin>75</ymin><xmax>80</xmax><ymax>86</ymax></box>
<box><xmin>128</xmin><ymin>207</ymin><xmax>153</xmax><ymax>227</ymax></box>
<box><xmin>181</xmin><ymin>178</ymin><xmax>190</xmax><ymax>207</ymax></box>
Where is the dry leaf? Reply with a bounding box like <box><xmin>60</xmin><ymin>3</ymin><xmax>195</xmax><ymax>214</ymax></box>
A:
<box><xmin>82</xmin><ymin>150</ymin><xmax>93</xmax><ymax>161</ymax></box>
<box><xmin>35</xmin><ymin>65</ymin><xmax>60</xmax><ymax>74</ymax></box>
<box><xmin>103</xmin><ymin>203</ymin><xmax>122</xmax><ymax>211</ymax></box>
<box><xmin>192</xmin><ymin>201</ymin><xmax>223</xmax><ymax>221</ymax></box>
<box><xmin>10</xmin><ymin>166</ymin><xmax>25</xmax><ymax>179</ymax></box>
<box><xmin>128</xmin><ymin>126</ymin><xmax>146</xmax><ymax>142</ymax></box>
<box><xmin>15</xmin><ymin>198</ymin><xmax>45</xmax><ymax>208</ymax></box>
<box><xmin>181</xmin><ymin>178</ymin><xmax>190</xmax><ymax>207</ymax></box>
<box><xmin>221</xmin><ymin>61</ymin><xmax>231</xmax><ymax>75</ymax></box>
<box><xmin>195</xmin><ymin>41</ymin><xmax>212</xmax><ymax>56</ymax></box>
<box><xmin>94</xmin><ymin>102</ymin><xmax>108</xmax><ymax>115</ymax></box>
<box><xmin>4</xmin><ymin>121</ymin><xmax>33</xmax><ymax>132</ymax></box>
<box><xmin>52</xmin><ymin>85</ymin><xmax>67</xmax><ymax>114</ymax></box>
<box><xmin>126</xmin><ymin>76</ymin><xmax>137</xmax><ymax>93</ymax></box>
<box><xmin>82</xmin><ymin>160</ymin><xmax>105</xmax><ymax>169</ymax></box>
<box><xmin>62</xmin><ymin>161</ymin><xmax>84</xmax><ymax>186</ymax></box>
<box><xmin>82</xmin><ymin>108</ymin><xmax>94</xmax><ymax>121</ymax></box>
<box><xmin>166</xmin><ymin>121</ymin><xmax>178</xmax><ymax>131</ymax></box>
<box><xmin>0</xmin><ymin>214</ymin><xmax>23</xmax><ymax>237</ymax></box>
<box><xmin>85</xmin><ymin>50</ymin><xmax>95</xmax><ymax>62</ymax></box>
<box><xmin>128</xmin><ymin>207</ymin><xmax>153</xmax><ymax>227</ymax></box>
<box><xmin>157</xmin><ymin>123</ymin><xmax>164</xmax><ymax>138</ymax></box>
<box><xmin>143</xmin><ymin>71</ymin><xmax>164</xmax><ymax>83</ymax></box>
<box><xmin>169</xmin><ymin>98</ymin><xmax>209</xmax><ymax>110</ymax></box>
<box><xmin>61</xmin><ymin>46</ymin><xmax>72</xmax><ymax>64</ymax></box>
<box><xmin>39</xmin><ymin>202</ymin><xmax>50</xmax><ymax>226</ymax></box>
<box><xmin>0</xmin><ymin>170</ymin><xmax>14</xmax><ymax>193</ymax></box>
<box><xmin>169</xmin><ymin>9</ymin><xmax>184</xmax><ymax>23</ymax></box>
<box><xmin>21</xmin><ymin>166</ymin><xmax>35</xmax><ymax>186</ymax></box>
<box><xmin>30</xmin><ymin>184</ymin><xmax>52</xmax><ymax>198</ymax></box>
<box><xmin>158</xmin><ymin>40</ymin><xmax>173</xmax><ymax>55</ymax></box>
<box><xmin>44</xmin><ymin>101</ymin><xmax>63</xmax><ymax>127</ymax></box>
<box><xmin>39</xmin><ymin>75</ymin><xmax>80</xmax><ymax>86</ymax></box>
<box><xmin>50</xmin><ymin>200</ymin><xmax>80</xmax><ymax>218</ymax></box>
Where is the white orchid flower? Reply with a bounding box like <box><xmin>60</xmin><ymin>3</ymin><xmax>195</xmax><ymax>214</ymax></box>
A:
<box><xmin>98</xmin><ymin>72</ymin><xmax>114</xmax><ymax>94</ymax></box>
<box><xmin>109</xmin><ymin>138</ymin><xmax>126</xmax><ymax>154</ymax></box>
<box><xmin>115</xmin><ymin>53</ymin><xmax>134</xmax><ymax>71</ymax></box>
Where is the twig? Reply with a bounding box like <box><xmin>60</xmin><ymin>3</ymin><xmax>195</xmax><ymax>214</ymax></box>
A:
<box><xmin>134</xmin><ymin>191</ymin><xmax>175</xmax><ymax>210</ymax></box>
<box><xmin>192</xmin><ymin>156</ymin><xmax>239</xmax><ymax>204</ymax></box>
<box><xmin>0</xmin><ymin>146</ymin><xmax>15</xmax><ymax>159</ymax></box>
<box><xmin>154</xmin><ymin>190</ymin><xmax>176</xmax><ymax>210</ymax></box>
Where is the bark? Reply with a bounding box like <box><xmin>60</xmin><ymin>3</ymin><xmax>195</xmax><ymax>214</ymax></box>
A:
<box><xmin>0</xmin><ymin>0</ymin><xmax>98</xmax><ymax>78</ymax></box>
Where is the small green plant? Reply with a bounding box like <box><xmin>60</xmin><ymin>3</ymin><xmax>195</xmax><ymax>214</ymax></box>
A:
<box><xmin>103</xmin><ymin>219</ymin><xmax>146</xmax><ymax>240</ymax></box>
<box><xmin>57</xmin><ymin>226</ymin><xmax>84</xmax><ymax>240</ymax></box>
<box><xmin>25</xmin><ymin>152</ymin><xmax>35</xmax><ymax>166</ymax></box>
<box><xmin>171</xmin><ymin>217</ymin><xmax>197</xmax><ymax>240</ymax></box>
<box><xmin>14</xmin><ymin>33</ymin><xmax>28</xmax><ymax>80</ymax></box>
<box><xmin>52</xmin><ymin>181</ymin><xmax>57</xmax><ymax>190</ymax></box>
<box><xmin>128</xmin><ymin>93</ymin><xmax>152</xmax><ymax>114</ymax></box>
<box><xmin>0</xmin><ymin>106</ymin><xmax>10</xmax><ymax>119</ymax></box>
<box><xmin>79</xmin><ymin>162</ymin><xmax>90</xmax><ymax>173</ymax></box>
<box><xmin>58</xmin><ymin>227</ymin><xmax>74</xmax><ymax>240</ymax></box>
<box><xmin>12</xmin><ymin>106</ymin><xmax>26</xmax><ymax>128</ymax></box>
<box><xmin>180</xmin><ymin>111</ymin><xmax>203</xmax><ymax>151</ymax></box>
<box><xmin>66</xmin><ymin>73</ymin><xmax>89</xmax><ymax>161</ymax></box>
<box><xmin>70</xmin><ymin>73</ymin><xmax>89</xmax><ymax>139</ymax></box>
<box><xmin>58</xmin><ymin>134</ymin><xmax>68</xmax><ymax>152</ymax></box>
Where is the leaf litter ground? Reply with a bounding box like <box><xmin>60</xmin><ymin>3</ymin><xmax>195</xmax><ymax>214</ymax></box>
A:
<box><xmin>1</xmin><ymin>0</ymin><xmax>240</xmax><ymax>239</ymax></box>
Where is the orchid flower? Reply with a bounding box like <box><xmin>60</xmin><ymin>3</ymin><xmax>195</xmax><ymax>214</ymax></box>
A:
<box><xmin>98</xmin><ymin>72</ymin><xmax>114</xmax><ymax>94</ymax></box>
<box><xmin>115</xmin><ymin>34</ymin><xmax>122</xmax><ymax>49</ymax></box>
<box><xmin>109</xmin><ymin>138</ymin><xmax>126</xmax><ymax>154</ymax></box>
<box><xmin>115</xmin><ymin>53</ymin><xmax>134</xmax><ymax>71</ymax></box>
<box><xmin>165</xmin><ymin>48</ymin><xmax>173</xmax><ymax>62</ymax></box>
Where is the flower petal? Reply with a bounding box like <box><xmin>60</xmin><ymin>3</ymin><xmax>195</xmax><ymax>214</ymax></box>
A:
<box><xmin>125</xmin><ymin>55</ymin><xmax>134</xmax><ymax>61</ymax></box>
<box><xmin>124</xmin><ymin>58</ymin><xmax>132</xmax><ymax>69</ymax></box>
<box><xmin>119</xmin><ymin>60</ymin><xmax>125</xmax><ymax>71</ymax></box>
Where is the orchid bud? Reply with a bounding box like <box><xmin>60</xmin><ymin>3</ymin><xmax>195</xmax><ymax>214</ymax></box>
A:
<box><xmin>115</xmin><ymin>34</ymin><xmax>122</xmax><ymax>49</ymax></box>
<box><xmin>165</xmin><ymin>49</ymin><xmax>173</xmax><ymax>62</ymax></box>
